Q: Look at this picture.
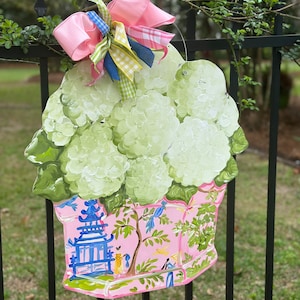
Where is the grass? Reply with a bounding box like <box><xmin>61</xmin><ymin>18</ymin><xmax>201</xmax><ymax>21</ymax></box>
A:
<box><xmin>0</xmin><ymin>67</ymin><xmax>300</xmax><ymax>300</ymax></box>
<box><xmin>0</xmin><ymin>63</ymin><xmax>40</xmax><ymax>83</ymax></box>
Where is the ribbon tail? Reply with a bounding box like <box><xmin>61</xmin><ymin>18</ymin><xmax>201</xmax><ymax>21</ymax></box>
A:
<box><xmin>128</xmin><ymin>37</ymin><xmax>154</xmax><ymax>68</ymax></box>
<box><xmin>118</xmin><ymin>71</ymin><xmax>136</xmax><ymax>100</ymax></box>
<box><xmin>90</xmin><ymin>35</ymin><xmax>111</xmax><ymax>65</ymax></box>
<box><xmin>88</xmin><ymin>60</ymin><xmax>105</xmax><ymax>86</ymax></box>
<box><xmin>104</xmin><ymin>52</ymin><xmax>120</xmax><ymax>81</ymax></box>
<box><xmin>126</xmin><ymin>26</ymin><xmax>175</xmax><ymax>59</ymax></box>
<box><xmin>109</xmin><ymin>44</ymin><xmax>142</xmax><ymax>82</ymax></box>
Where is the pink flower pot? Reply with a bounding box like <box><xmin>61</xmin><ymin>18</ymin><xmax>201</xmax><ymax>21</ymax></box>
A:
<box><xmin>54</xmin><ymin>181</ymin><xmax>226</xmax><ymax>298</ymax></box>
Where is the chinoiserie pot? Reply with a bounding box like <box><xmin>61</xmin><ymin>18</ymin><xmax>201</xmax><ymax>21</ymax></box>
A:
<box><xmin>54</xmin><ymin>181</ymin><xmax>226</xmax><ymax>299</ymax></box>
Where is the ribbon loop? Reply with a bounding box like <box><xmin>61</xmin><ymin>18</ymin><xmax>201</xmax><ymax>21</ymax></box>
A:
<box><xmin>107</xmin><ymin>0</ymin><xmax>175</xmax><ymax>28</ymax></box>
<box><xmin>53</xmin><ymin>12</ymin><xmax>101</xmax><ymax>61</ymax></box>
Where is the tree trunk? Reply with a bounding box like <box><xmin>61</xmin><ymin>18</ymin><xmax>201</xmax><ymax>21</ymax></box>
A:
<box><xmin>126</xmin><ymin>211</ymin><xmax>142</xmax><ymax>276</ymax></box>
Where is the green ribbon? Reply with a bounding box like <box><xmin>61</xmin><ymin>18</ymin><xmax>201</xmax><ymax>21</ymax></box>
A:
<box><xmin>88</xmin><ymin>0</ymin><xmax>141</xmax><ymax>100</ymax></box>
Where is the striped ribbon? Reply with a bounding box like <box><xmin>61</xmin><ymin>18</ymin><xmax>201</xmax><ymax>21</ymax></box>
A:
<box><xmin>126</xmin><ymin>25</ymin><xmax>175</xmax><ymax>59</ymax></box>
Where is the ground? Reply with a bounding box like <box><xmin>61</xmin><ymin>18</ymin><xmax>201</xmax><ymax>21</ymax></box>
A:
<box><xmin>240</xmin><ymin>100</ymin><xmax>300</xmax><ymax>167</ymax></box>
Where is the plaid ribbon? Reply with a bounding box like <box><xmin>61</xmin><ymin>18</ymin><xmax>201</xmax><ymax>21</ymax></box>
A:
<box><xmin>126</xmin><ymin>25</ymin><xmax>175</xmax><ymax>59</ymax></box>
<box><xmin>90</xmin><ymin>0</ymin><xmax>111</xmax><ymax>26</ymax></box>
<box><xmin>86</xmin><ymin>11</ymin><xmax>109</xmax><ymax>35</ymax></box>
<box><xmin>118</xmin><ymin>71</ymin><xmax>136</xmax><ymax>100</ymax></box>
<box><xmin>109</xmin><ymin>21</ymin><xmax>142</xmax><ymax>82</ymax></box>
<box><xmin>87</xmin><ymin>2</ymin><xmax>142</xmax><ymax>100</ymax></box>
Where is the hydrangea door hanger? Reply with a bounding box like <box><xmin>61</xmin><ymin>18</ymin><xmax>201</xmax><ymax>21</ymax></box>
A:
<box><xmin>25</xmin><ymin>0</ymin><xmax>248</xmax><ymax>298</ymax></box>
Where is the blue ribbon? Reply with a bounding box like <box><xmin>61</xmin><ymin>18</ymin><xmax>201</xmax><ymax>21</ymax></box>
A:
<box><xmin>87</xmin><ymin>11</ymin><xmax>109</xmax><ymax>36</ymax></box>
<box><xmin>128</xmin><ymin>37</ymin><xmax>154</xmax><ymax>68</ymax></box>
<box><xmin>104</xmin><ymin>52</ymin><xmax>120</xmax><ymax>81</ymax></box>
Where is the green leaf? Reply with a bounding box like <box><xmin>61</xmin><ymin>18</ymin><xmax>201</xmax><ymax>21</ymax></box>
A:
<box><xmin>159</xmin><ymin>214</ymin><xmax>171</xmax><ymax>225</ymax></box>
<box><xmin>240</xmin><ymin>98</ymin><xmax>259</xmax><ymax>111</ymax></box>
<box><xmin>123</xmin><ymin>225</ymin><xmax>134</xmax><ymax>238</ymax></box>
<box><xmin>230</xmin><ymin>127</ymin><xmax>249</xmax><ymax>155</ymax></box>
<box><xmin>4</xmin><ymin>40</ymin><xmax>12</xmax><ymax>49</ymax></box>
<box><xmin>166</xmin><ymin>181</ymin><xmax>198</xmax><ymax>204</ymax></box>
<box><xmin>130</xmin><ymin>287</ymin><xmax>138</xmax><ymax>293</ymax></box>
<box><xmin>24</xmin><ymin>129</ymin><xmax>62</xmax><ymax>165</ymax></box>
<box><xmin>100</xmin><ymin>186</ymin><xmax>127</xmax><ymax>214</ymax></box>
<box><xmin>33</xmin><ymin>163</ymin><xmax>71</xmax><ymax>201</ymax></box>
<box><xmin>214</xmin><ymin>157</ymin><xmax>239</xmax><ymax>186</ymax></box>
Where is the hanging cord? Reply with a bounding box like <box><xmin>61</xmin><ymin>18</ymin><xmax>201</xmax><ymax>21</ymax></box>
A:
<box><xmin>173</xmin><ymin>22</ymin><xmax>188</xmax><ymax>61</ymax></box>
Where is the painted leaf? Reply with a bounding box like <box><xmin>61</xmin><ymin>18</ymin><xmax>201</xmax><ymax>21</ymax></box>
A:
<box><xmin>166</xmin><ymin>181</ymin><xmax>198</xmax><ymax>204</ymax></box>
<box><xmin>33</xmin><ymin>163</ymin><xmax>71</xmax><ymax>201</ymax></box>
<box><xmin>24</xmin><ymin>129</ymin><xmax>62</xmax><ymax>164</ymax></box>
<box><xmin>214</xmin><ymin>157</ymin><xmax>239</xmax><ymax>186</ymax></box>
<box><xmin>230</xmin><ymin>127</ymin><xmax>249</xmax><ymax>155</ymax></box>
<box><xmin>100</xmin><ymin>186</ymin><xmax>127</xmax><ymax>214</ymax></box>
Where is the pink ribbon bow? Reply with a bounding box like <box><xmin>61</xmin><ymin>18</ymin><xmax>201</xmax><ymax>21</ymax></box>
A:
<box><xmin>108</xmin><ymin>0</ymin><xmax>175</xmax><ymax>58</ymax></box>
<box><xmin>53</xmin><ymin>12</ymin><xmax>102</xmax><ymax>62</ymax></box>
<box><xmin>54</xmin><ymin>0</ymin><xmax>175</xmax><ymax>67</ymax></box>
<box><xmin>108</xmin><ymin>0</ymin><xmax>175</xmax><ymax>28</ymax></box>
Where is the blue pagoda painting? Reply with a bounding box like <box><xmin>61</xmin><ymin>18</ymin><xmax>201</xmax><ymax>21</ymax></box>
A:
<box><xmin>68</xmin><ymin>199</ymin><xmax>115</xmax><ymax>279</ymax></box>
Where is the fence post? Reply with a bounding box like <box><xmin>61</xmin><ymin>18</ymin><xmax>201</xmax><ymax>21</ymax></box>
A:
<box><xmin>34</xmin><ymin>1</ymin><xmax>56</xmax><ymax>299</ymax></box>
<box><xmin>226</xmin><ymin>4</ymin><xmax>242</xmax><ymax>295</ymax></box>
<box><xmin>265</xmin><ymin>5</ymin><xmax>283</xmax><ymax>300</ymax></box>
<box><xmin>185</xmin><ymin>7</ymin><xmax>196</xmax><ymax>61</ymax></box>
<box><xmin>0</xmin><ymin>216</ymin><xmax>4</xmax><ymax>299</ymax></box>
<box><xmin>226</xmin><ymin>65</ymin><xmax>239</xmax><ymax>300</ymax></box>
<box><xmin>39</xmin><ymin>50</ymin><xmax>56</xmax><ymax>300</ymax></box>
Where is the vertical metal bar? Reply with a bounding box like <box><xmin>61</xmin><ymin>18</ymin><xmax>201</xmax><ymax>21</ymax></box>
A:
<box><xmin>185</xmin><ymin>281</ymin><xmax>193</xmax><ymax>300</ymax></box>
<box><xmin>186</xmin><ymin>7</ymin><xmax>196</xmax><ymax>60</ymax></box>
<box><xmin>39</xmin><ymin>57</ymin><xmax>50</xmax><ymax>111</ymax></box>
<box><xmin>142</xmin><ymin>292</ymin><xmax>150</xmax><ymax>300</ymax></box>
<box><xmin>226</xmin><ymin>56</ymin><xmax>239</xmax><ymax>300</ymax></box>
<box><xmin>35</xmin><ymin>0</ymin><xmax>54</xmax><ymax>295</ymax></box>
<box><xmin>226</xmin><ymin>181</ymin><xmax>235</xmax><ymax>300</ymax></box>
<box><xmin>183</xmin><ymin>6</ymin><xmax>196</xmax><ymax>299</ymax></box>
<box><xmin>0</xmin><ymin>216</ymin><xmax>4</xmax><ymax>299</ymax></box>
<box><xmin>225</xmin><ymin>1</ymin><xmax>243</xmax><ymax>294</ymax></box>
<box><xmin>38</xmin><ymin>56</ymin><xmax>56</xmax><ymax>299</ymax></box>
<box><xmin>265</xmin><ymin>8</ymin><xmax>283</xmax><ymax>300</ymax></box>
<box><xmin>45</xmin><ymin>199</ymin><xmax>56</xmax><ymax>300</ymax></box>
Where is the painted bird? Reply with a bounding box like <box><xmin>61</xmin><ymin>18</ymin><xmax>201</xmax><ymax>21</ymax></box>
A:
<box><xmin>145</xmin><ymin>200</ymin><xmax>167</xmax><ymax>233</ymax></box>
<box><xmin>57</xmin><ymin>195</ymin><xmax>78</xmax><ymax>211</ymax></box>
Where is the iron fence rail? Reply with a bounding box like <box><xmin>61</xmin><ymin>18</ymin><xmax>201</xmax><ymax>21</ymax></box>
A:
<box><xmin>1</xmin><ymin>33</ymin><xmax>300</xmax><ymax>59</ymax></box>
<box><xmin>1</xmin><ymin>2</ymin><xmax>300</xmax><ymax>300</ymax></box>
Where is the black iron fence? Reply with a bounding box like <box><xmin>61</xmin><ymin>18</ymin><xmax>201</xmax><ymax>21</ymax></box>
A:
<box><xmin>0</xmin><ymin>1</ymin><xmax>300</xmax><ymax>300</ymax></box>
